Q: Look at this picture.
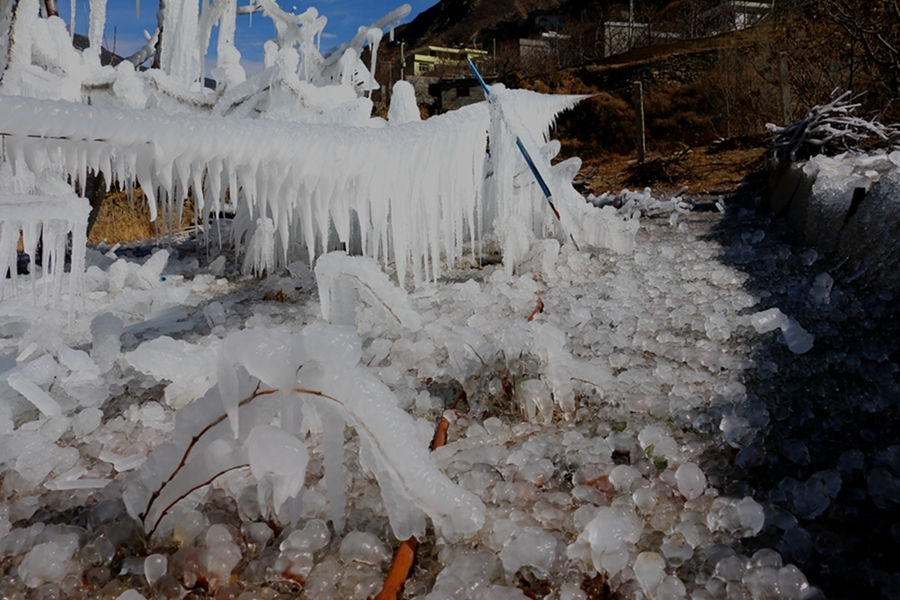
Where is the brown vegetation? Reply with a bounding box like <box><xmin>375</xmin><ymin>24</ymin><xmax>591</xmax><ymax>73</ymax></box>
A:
<box><xmin>88</xmin><ymin>189</ymin><xmax>195</xmax><ymax>245</ymax></box>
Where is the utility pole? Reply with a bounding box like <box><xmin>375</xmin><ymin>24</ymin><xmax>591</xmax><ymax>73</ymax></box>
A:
<box><xmin>400</xmin><ymin>41</ymin><xmax>406</xmax><ymax>80</ymax></box>
<box><xmin>779</xmin><ymin>52</ymin><xmax>791</xmax><ymax>125</ymax></box>
<box><xmin>493</xmin><ymin>38</ymin><xmax>496</xmax><ymax>75</ymax></box>
<box><xmin>629</xmin><ymin>0</ymin><xmax>634</xmax><ymax>50</ymax></box>
<box><xmin>633</xmin><ymin>80</ymin><xmax>646</xmax><ymax>163</ymax></box>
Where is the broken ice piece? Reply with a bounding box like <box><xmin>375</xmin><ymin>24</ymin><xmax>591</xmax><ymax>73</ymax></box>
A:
<box><xmin>7</xmin><ymin>372</ymin><xmax>62</xmax><ymax>416</ymax></box>
<box><xmin>749</xmin><ymin>308</ymin><xmax>787</xmax><ymax>334</ymax></box>
<box><xmin>748</xmin><ymin>308</ymin><xmax>814</xmax><ymax>353</ymax></box>
<box><xmin>781</xmin><ymin>319</ymin><xmax>814</xmax><ymax>354</ymax></box>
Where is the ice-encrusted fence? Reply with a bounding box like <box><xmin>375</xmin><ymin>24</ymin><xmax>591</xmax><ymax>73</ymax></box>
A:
<box><xmin>0</xmin><ymin>90</ymin><xmax>599</xmax><ymax>285</ymax></box>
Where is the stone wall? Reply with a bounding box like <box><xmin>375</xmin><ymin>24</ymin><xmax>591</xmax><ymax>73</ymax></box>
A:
<box><xmin>575</xmin><ymin>48</ymin><xmax>726</xmax><ymax>91</ymax></box>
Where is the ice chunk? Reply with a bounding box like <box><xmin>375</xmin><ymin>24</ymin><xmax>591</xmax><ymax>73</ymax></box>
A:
<box><xmin>202</xmin><ymin>301</ymin><xmax>226</xmax><ymax>327</ymax></box>
<box><xmin>144</xmin><ymin>553</ymin><xmax>167</xmax><ymax>588</ymax></box>
<box><xmin>707</xmin><ymin>496</ymin><xmax>765</xmax><ymax>537</ymax></box>
<box><xmin>338</xmin><ymin>531</ymin><xmax>390</xmax><ymax>566</ymax></box>
<box><xmin>173</xmin><ymin>510</ymin><xmax>209</xmax><ymax>546</ymax></box>
<box><xmin>281</xmin><ymin>519</ymin><xmax>330</xmax><ymax>552</ymax></box>
<box><xmin>675</xmin><ymin>462</ymin><xmax>707</xmax><ymax>500</ymax></box>
<box><xmin>499</xmin><ymin>527</ymin><xmax>558</xmax><ymax>579</ymax></box>
<box><xmin>17</xmin><ymin>534</ymin><xmax>79</xmax><ymax>587</ymax></box>
<box><xmin>207</xmin><ymin>255</ymin><xmax>226</xmax><ymax>277</ymax></box>
<box><xmin>634</xmin><ymin>552</ymin><xmax>666</xmax><ymax>596</ymax></box>
<box><xmin>781</xmin><ymin>319</ymin><xmax>814</xmax><ymax>354</ymax></box>
<box><xmin>579</xmin><ymin>507</ymin><xmax>638</xmax><ymax>576</ymax></box>
<box><xmin>748</xmin><ymin>308</ymin><xmax>814</xmax><ymax>353</ymax></box>
<box><xmin>655</xmin><ymin>575</ymin><xmax>687</xmax><ymax>600</ymax></box>
<box><xmin>749</xmin><ymin>308</ymin><xmax>787</xmax><ymax>334</ymax></box>
<box><xmin>206</xmin><ymin>541</ymin><xmax>242</xmax><ymax>587</ymax></box>
<box><xmin>90</xmin><ymin>313</ymin><xmax>124</xmax><ymax>372</ymax></box>
<box><xmin>133</xmin><ymin>249</ymin><xmax>170</xmax><ymax>290</ymax></box>
<box><xmin>808</xmin><ymin>272</ymin><xmax>833</xmax><ymax>304</ymax></box>
<box><xmin>777</xmin><ymin>527</ymin><xmax>812</xmax><ymax>564</ymax></box>
<box><xmin>7</xmin><ymin>372</ymin><xmax>61</xmax><ymax>416</ymax></box>
<box><xmin>777</xmin><ymin>564</ymin><xmax>810</xmax><ymax>600</ymax></box>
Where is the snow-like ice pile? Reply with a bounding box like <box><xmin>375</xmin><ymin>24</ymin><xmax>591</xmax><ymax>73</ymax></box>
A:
<box><xmin>0</xmin><ymin>202</ymin><xmax>832</xmax><ymax>599</ymax></box>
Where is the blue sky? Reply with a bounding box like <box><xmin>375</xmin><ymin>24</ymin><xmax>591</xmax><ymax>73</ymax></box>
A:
<box><xmin>56</xmin><ymin>1</ymin><xmax>433</xmax><ymax>73</ymax></box>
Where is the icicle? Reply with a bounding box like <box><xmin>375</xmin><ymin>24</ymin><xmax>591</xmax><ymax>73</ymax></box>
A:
<box><xmin>6</xmin><ymin>0</ymin><xmax>39</xmax><ymax>75</ymax></box>
<box><xmin>365</xmin><ymin>27</ymin><xmax>381</xmax><ymax>98</ymax></box>
<box><xmin>88</xmin><ymin>0</ymin><xmax>107</xmax><ymax>52</ymax></box>
<box><xmin>160</xmin><ymin>0</ymin><xmax>202</xmax><ymax>84</ymax></box>
<box><xmin>70</xmin><ymin>0</ymin><xmax>76</xmax><ymax>37</ymax></box>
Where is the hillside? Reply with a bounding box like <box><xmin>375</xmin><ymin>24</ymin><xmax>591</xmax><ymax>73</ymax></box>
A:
<box><xmin>397</xmin><ymin>0</ymin><xmax>564</xmax><ymax>48</ymax></box>
<box><xmin>396</xmin><ymin>0</ymin><xmax>675</xmax><ymax>49</ymax></box>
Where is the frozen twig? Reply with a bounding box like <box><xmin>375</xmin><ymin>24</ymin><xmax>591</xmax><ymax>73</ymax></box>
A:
<box><xmin>767</xmin><ymin>90</ymin><xmax>898</xmax><ymax>162</ymax></box>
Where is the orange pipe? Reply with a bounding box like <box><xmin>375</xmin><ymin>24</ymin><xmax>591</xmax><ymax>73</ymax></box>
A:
<box><xmin>375</xmin><ymin>413</ymin><xmax>452</xmax><ymax>600</ymax></box>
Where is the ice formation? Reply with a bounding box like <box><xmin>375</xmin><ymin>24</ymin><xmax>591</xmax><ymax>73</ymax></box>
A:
<box><xmin>0</xmin><ymin>86</ymin><xmax>594</xmax><ymax>284</ymax></box>
<box><xmin>0</xmin><ymin>2</ymin><xmax>870</xmax><ymax>598</ymax></box>
<box><xmin>0</xmin><ymin>0</ymin><xmax>647</xmax><ymax>285</ymax></box>
<box><xmin>0</xmin><ymin>190</ymin><xmax>90</xmax><ymax>309</ymax></box>
<box><xmin>0</xmin><ymin>176</ymin><xmax>851</xmax><ymax>597</ymax></box>
<box><xmin>124</xmin><ymin>323</ymin><xmax>486</xmax><ymax>542</ymax></box>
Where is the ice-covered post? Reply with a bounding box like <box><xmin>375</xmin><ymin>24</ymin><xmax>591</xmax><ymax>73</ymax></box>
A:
<box><xmin>467</xmin><ymin>57</ymin><xmax>563</xmax><ymax>223</ymax></box>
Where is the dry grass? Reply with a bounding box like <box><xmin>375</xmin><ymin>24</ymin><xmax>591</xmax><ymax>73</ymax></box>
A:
<box><xmin>89</xmin><ymin>189</ymin><xmax>195</xmax><ymax>245</ymax></box>
<box><xmin>573</xmin><ymin>142</ymin><xmax>767</xmax><ymax>197</ymax></box>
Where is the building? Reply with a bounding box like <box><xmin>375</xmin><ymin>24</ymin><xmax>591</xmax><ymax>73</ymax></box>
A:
<box><xmin>409</xmin><ymin>46</ymin><xmax>489</xmax><ymax>77</ymax></box>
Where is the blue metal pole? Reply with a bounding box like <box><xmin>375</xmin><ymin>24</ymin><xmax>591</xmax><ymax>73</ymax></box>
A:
<box><xmin>467</xmin><ymin>57</ymin><xmax>562</xmax><ymax>222</ymax></box>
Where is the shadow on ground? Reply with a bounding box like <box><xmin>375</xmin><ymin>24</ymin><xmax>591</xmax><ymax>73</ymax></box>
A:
<box><xmin>704</xmin><ymin>187</ymin><xmax>900</xmax><ymax>599</ymax></box>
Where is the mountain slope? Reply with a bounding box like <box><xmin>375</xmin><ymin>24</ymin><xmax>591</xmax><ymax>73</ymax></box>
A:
<box><xmin>397</xmin><ymin>0</ymin><xmax>565</xmax><ymax>48</ymax></box>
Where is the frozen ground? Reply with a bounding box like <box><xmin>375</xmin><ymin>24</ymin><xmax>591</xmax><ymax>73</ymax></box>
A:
<box><xmin>0</xmin><ymin>186</ymin><xmax>898</xmax><ymax>600</ymax></box>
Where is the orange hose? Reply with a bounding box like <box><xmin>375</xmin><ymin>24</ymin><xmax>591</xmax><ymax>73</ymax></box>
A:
<box><xmin>431</xmin><ymin>415</ymin><xmax>451</xmax><ymax>450</ymax></box>
<box><xmin>374</xmin><ymin>537</ymin><xmax>418</xmax><ymax>600</ymax></box>
<box><xmin>375</xmin><ymin>413</ymin><xmax>452</xmax><ymax>600</ymax></box>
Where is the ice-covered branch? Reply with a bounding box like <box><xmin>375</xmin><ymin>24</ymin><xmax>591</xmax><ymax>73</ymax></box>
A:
<box><xmin>124</xmin><ymin>324</ymin><xmax>486</xmax><ymax>542</ymax></box>
<box><xmin>125</xmin><ymin>28</ymin><xmax>161</xmax><ymax>66</ymax></box>
<box><xmin>767</xmin><ymin>90</ymin><xmax>899</xmax><ymax>162</ymax></box>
